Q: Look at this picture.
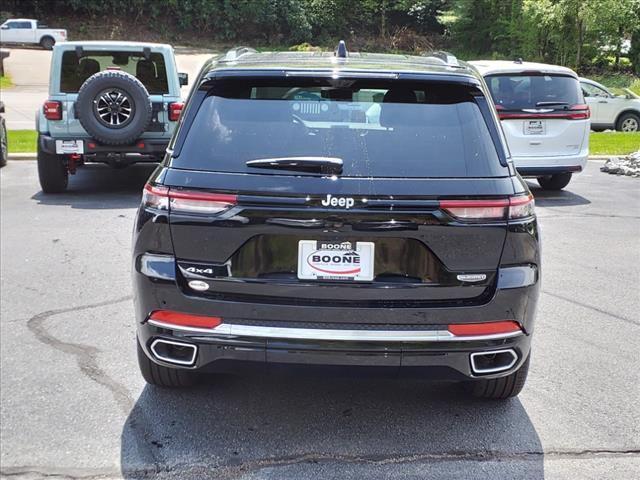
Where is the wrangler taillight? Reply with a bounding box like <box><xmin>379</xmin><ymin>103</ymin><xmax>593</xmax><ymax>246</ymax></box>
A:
<box><xmin>142</xmin><ymin>184</ymin><xmax>237</xmax><ymax>214</ymax></box>
<box><xmin>43</xmin><ymin>100</ymin><xmax>62</xmax><ymax>120</ymax></box>
<box><xmin>169</xmin><ymin>102</ymin><xmax>184</xmax><ymax>121</ymax></box>
<box><xmin>440</xmin><ymin>195</ymin><xmax>534</xmax><ymax>221</ymax></box>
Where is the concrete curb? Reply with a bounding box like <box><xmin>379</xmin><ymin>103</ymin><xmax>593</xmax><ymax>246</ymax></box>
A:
<box><xmin>8</xmin><ymin>153</ymin><xmax>36</xmax><ymax>160</ymax></box>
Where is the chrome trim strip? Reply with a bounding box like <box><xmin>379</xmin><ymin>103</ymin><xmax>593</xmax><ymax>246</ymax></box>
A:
<box><xmin>149</xmin><ymin>339</ymin><xmax>197</xmax><ymax>366</ymax></box>
<box><xmin>147</xmin><ymin>320</ymin><xmax>523</xmax><ymax>342</ymax></box>
<box><xmin>470</xmin><ymin>349</ymin><xmax>518</xmax><ymax>374</ymax></box>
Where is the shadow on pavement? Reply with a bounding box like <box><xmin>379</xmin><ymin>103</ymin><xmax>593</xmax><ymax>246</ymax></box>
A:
<box><xmin>31</xmin><ymin>164</ymin><xmax>157</xmax><ymax>209</ymax></box>
<box><xmin>120</xmin><ymin>374</ymin><xmax>543</xmax><ymax>479</ymax></box>
<box><xmin>527</xmin><ymin>182</ymin><xmax>591</xmax><ymax>207</ymax></box>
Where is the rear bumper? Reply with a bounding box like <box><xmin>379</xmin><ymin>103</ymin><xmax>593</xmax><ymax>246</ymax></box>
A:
<box><xmin>39</xmin><ymin>134</ymin><xmax>168</xmax><ymax>157</ymax></box>
<box><xmin>137</xmin><ymin>320</ymin><xmax>532</xmax><ymax>380</ymax></box>
<box><xmin>513</xmin><ymin>150</ymin><xmax>588</xmax><ymax>177</ymax></box>
<box><xmin>134</xmin><ymin>269</ymin><xmax>539</xmax><ymax>380</ymax></box>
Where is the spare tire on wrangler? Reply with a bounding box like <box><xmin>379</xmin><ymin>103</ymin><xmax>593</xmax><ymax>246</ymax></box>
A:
<box><xmin>76</xmin><ymin>70</ymin><xmax>152</xmax><ymax>145</ymax></box>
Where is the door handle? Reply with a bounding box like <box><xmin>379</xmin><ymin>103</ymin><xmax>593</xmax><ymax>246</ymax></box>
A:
<box><xmin>597</xmin><ymin>100</ymin><xmax>608</xmax><ymax>104</ymax></box>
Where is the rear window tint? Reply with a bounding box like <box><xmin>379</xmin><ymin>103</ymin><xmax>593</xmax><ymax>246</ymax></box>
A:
<box><xmin>486</xmin><ymin>74</ymin><xmax>582</xmax><ymax>110</ymax></box>
<box><xmin>173</xmin><ymin>78</ymin><xmax>507</xmax><ymax>178</ymax></box>
<box><xmin>59</xmin><ymin>50</ymin><xmax>169</xmax><ymax>94</ymax></box>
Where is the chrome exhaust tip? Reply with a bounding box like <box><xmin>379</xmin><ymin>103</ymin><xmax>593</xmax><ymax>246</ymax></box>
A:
<box><xmin>150</xmin><ymin>339</ymin><xmax>197</xmax><ymax>366</ymax></box>
<box><xmin>470</xmin><ymin>349</ymin><xmax>518</xmax><ymax>375</ymax></box>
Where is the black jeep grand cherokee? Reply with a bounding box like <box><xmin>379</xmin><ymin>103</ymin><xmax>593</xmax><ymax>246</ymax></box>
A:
<box><xmin>133</xmin><ymin>45</ymin><xmax>540</xmax><ymax>399</ymax></box>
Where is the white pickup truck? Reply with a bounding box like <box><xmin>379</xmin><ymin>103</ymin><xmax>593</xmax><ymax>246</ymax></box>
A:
<box><xmin>0</xmin><ymin>19</ymin><xmax>67</xmax><ymax>50</ymax></box>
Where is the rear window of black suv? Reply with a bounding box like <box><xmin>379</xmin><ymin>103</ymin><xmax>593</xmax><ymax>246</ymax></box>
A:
<box><xmin>172</xmin><ymin>77</ymin><xmax>508</xmax><ymax>178</ymax></box>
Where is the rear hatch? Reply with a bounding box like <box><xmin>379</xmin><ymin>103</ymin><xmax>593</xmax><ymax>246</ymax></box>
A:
<box><xmin>161</xmin><ymin>75</ymin><xmax>519</xmax><ymax>309</ymax></box>
<box><xmin>485</xmin><ymin>73</ymin><xmax>589</xmax><ymax>157</ymax></box>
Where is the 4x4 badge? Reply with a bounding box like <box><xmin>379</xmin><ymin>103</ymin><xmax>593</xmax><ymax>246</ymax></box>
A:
<box><xmin>321</xmin><ymin>194</ymin><xmax>355</xmax><ymax>209</ymax></box>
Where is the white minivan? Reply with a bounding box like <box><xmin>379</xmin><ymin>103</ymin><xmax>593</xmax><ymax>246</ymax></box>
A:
<box><xmin>471</xmin><ymin>60</ymin><xmax>590</xmax><ymax>190</ymax></box>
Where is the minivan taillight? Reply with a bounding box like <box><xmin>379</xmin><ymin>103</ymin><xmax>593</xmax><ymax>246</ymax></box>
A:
<box><xmin>440</xmin><ymin>195</ymin><xmax>534</xmax><ymax>221</ymax></box>
<box><xmin>43</xmin><ymin>100</ymin><xmax>62</xmax><ymax>120</ymax></box>
<box><xmin>565</xmin><ymin>104</ymin><xmax>590</xmax><ymax>120</ymax></box>
<box><xmin>496</xmin><ymin>104</ymin><xmax>590</xmax><ymax>120</ymax></box>
<box><xmin>142</xmin><ymin>184</ymin><xmax>237</xmax><ymax>214</ymax></box>
<box><xmin>169</xmin><ymin>102</ymin><xmax>184</xmax><ymax>121</ymax></box>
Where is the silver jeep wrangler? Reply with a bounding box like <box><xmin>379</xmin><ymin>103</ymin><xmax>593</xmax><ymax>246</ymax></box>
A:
<box><xmin>36</xmin><ymin>41</ymin><xmax>187</xmax><ymax>193</ymax></box>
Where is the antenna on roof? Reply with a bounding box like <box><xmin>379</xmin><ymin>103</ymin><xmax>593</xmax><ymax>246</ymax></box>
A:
<box><xmin>422</xmin><ymin>51</ymin><xmax>459</xmax><ymax>67</ymax></box>
<box><xmin>335</xmin><ymin>40</ymin><xmax>348</xmax><ymax>58</ymax></box>
<box><xmin>514</xmin><ymin>57</ymin><xmax>523</xmax><ymax>64</ymax></box>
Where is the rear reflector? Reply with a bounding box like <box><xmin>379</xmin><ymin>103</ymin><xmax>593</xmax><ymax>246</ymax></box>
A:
<box><xmin>440</xmin><ymin>195</ymin><xmax>534</xmax><ymax>221</ymax></box>
<box><xmin>149</xmin><ymin>310</ymin><xmax>222</xmax><ymax>329</ymax></box>
<box><xmin>448</xmin><ymin>321</ymin><xmax>522</xmax><ymax>336</ymax></box>
<box><xmin>142</xmin><ymin>183</ymin><xmax>237</xmax><ymax>214</ymax></box>
<box><xmin>43</xmin><ymin>100</ymin><xmax>62</xmax><ymax>120</ymax></box>
<box><xmin>169</xmin><ymin>102</ymin><xmax>184</xmax><ymax>122</ymax></box>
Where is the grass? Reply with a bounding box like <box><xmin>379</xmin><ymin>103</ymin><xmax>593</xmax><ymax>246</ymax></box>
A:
<box><xmin>6</xmin><ymin>129</ymin><xmax>638</xmax><ymax>156</ymax></box>
<box><xmin>590</xmin><ymin>132</ymin><xmax>640</xmax><ymax>155</ymax></box>
<box><xmin>7</xmin><ymin>130</ymin><xmax>37</xmax><ymax>154</ymax></box>
<box><xmin>0</xmin><ymin>75</ymin><xmax>13</xmax><ymax>89</ymax></box>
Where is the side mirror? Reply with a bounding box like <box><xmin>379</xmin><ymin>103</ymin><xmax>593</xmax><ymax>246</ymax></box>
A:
<box><xmin>0</xmin><ymin>102</ymin><xmax>4</xmax><ymax>114</ymax></box>
<box><xmin>178</xmin><ymin>72</ymin><xmax>188</xmax><ymax>87</ymax></box>
<box><xmin>0</xmin><ymin>26</ymin><xmax>9</xmax><ymax>30</ymax></box>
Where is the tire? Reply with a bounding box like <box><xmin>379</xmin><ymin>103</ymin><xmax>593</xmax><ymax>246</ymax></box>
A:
<box><xmin>537</xmin><ymin>172</ymin><xmax>572</xmax><ymax>190</ymax></box>
<box><xmin>40</xmin><ymin>36</ymin><xmax>55</xmax><ymax>50</ymax></box>
<box><xmin>616</xmin><ymin>112</ymin><xmax>640</xmax><ymax>132</ymax></box>
<box><xmin>137</xmin><ymin>338</ymin><xmax>198</xmax><ymax>388</ymax></box>
<box><xmin>76</xmin><ymin>71</ymin><xmax>152</xmax><ymax>146</ymax></box>
<box><xmin>467</xmin><ymin>355</ymin><xmax>530</xmax><ymax>400</ymax></box>
<box><xmin>37</xmin><ymin>138</ymin><xmax>68</xmax><ymax>193</ymax></box>
<box><xmin>0</xmin><ymin>117</ymin><xmax>7</xmax><ymax>168</ymax></box>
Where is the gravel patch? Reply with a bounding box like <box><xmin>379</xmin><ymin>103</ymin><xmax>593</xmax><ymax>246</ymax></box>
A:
<box><xmin>600</xmin><ymin>150</ymin><xmax>640</xmax><ymax>177</ymax></box>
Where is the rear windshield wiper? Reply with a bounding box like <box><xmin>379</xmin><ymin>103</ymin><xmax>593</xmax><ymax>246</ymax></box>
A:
<box><xmin>246</xmin><ymin>157</ymin><xmax>343</xmax><ymax>174</ymax></box>
<box><xmin>535</xmin><ymin>101</ymin><xmax>570</xmax><ymax>107</ymax></box>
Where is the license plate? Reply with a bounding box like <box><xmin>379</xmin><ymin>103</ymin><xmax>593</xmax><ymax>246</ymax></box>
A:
<box><xmin>524</xmin><ymin>120</ymin><xmax>545</xmax><ymax>135</ymax></box>
<box><xmin>297</xmin><ymin>240</ymin><xmax>374</xmax><ymax>281</ymax></box>
<box><xmin>55</xmin><ymin>140</ymin><xmax>84</xmax><ymax>154</ymax></box>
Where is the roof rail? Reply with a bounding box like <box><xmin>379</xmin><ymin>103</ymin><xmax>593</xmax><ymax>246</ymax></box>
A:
<box><xmin>223</xmin><ymin>46</ymin><xmax>257</xmax><ymax>61</ymax></box>
<box><xmin>423</xmin><ymin>51</ymin><xmax>459</xmax><ymax>67</ymax></box>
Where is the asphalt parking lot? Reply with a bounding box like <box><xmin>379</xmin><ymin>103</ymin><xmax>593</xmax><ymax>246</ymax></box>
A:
<box><xmin>1</xmin><ymin>160</ymin><xmax>639</xmax><ymax>479</ymax></box>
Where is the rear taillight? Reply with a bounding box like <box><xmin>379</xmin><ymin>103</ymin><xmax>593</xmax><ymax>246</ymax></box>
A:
<box><xmin>149</xmin><ymin>310</ymin><xmax>222</xmax><ymax>329</ymax></box>
<box><xmin>142</xmin><ymin>183</ymin><xmax>237</xmax><ymax>214</ymax></box>
<box><xmin>142</xmin><ymin>184</ymin><xmax>169</xmax><ymax>210</ymax></box>
<box><xmin>565</xmin><ymin>104</ymin><xmax>590</xmax><ymax>120</ymax></box>
<box><xmin>508</xmin><ymin>194</ymin><xmax>535</xmax><ymax>219</ymax></box>
<box><xmin>440</xmin><ymin>195</ymin><xmax>534</xmax><ymax>221</ymax></box>
<box><xmin>440</xmin><ymin>199</ymin><xmax>508</xmax><ymax>220</ymax></box>
<box><xmin>496</xmin><ymin>103</ymin><xmax>590</xmax><ymax>120</ymax></box>
<box><xmin>43</xmin><ymin>100</ymin><xmax>62</xmax><ymax>120</ymax></box>
<box><xmin>448</xmin><ymin>321</ymin><xmax>522</xmax><ymax>336</ymax></box>
<box><xmin>169</xmin><ymin>102</ymin><xmax>184</xmax><ymax>121</ymax></box>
